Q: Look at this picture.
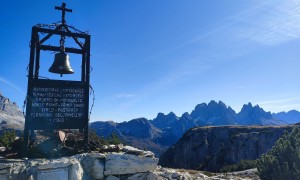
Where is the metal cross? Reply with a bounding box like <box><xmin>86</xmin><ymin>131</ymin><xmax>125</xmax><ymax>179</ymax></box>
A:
<box><xmin>55</xmin><ymin>3</ymin><xmax>72</xmax><ymax>24</ymax></box>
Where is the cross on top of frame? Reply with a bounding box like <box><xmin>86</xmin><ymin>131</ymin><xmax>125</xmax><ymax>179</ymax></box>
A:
<box><xmin>55</xmin><ymin>3</ymin><xmax>72</xmax><ymax>24</ymax></box>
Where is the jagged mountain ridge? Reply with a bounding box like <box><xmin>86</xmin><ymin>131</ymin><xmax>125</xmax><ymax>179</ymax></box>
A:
<box><xmin>272</xmin><ymin>110</ymin><xmax>300</xmax><ymax>124</ymax></box>
<box><xmin>0</xmin><ymin>92</ymin><xmax>24</xmax><ymax>130</ymax></box>
<box><xmin>190</xmin><ymin>101</ymin><xmax>237</xmax><ymax>125</ymax></box>
<box><xmin>237</xmin><ymin>102</ymin><xmax>286</xmax><ymax>125</ymax></box>
<box><xmin>91</xmin><ymin>100</ymin><xmax>289</xmax><ymax>156</ymax></box>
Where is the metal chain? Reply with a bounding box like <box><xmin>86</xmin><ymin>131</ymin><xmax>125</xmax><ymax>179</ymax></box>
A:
<box><xmin>90</xmin><ymin>66</ymin><xmax>94</xmax><ymax>73</ymax></box>
<box><xmin>23</xmin><ymin>64</ymin><xmax>30</xmax><ymax>117</ymax></box>
<box><xmin>89</xmin><ymin>85</ymin><xmax>95</xmax><ymax>119</ymax></box>
<box><xmin>22</xmin><ymin>98</ymin><xmax>27</xmax><ymax>118</ymax></box>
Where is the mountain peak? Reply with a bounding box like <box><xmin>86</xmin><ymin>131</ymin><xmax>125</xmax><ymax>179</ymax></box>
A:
<box><xmin>218</xmin><ymin>100</ymin><xmax>226</xmax><ymax>105</ymax></box>
<box><xmin>167</xmin><ymin>111</ymin><xmax>177</xmax><ymax>117</ymax></box>
<box><xmin>181</xmin><ymin>112</ymin><xmax>190</xmax><ymax>118</ymax></box>
<box><xmin>191</xmin><ymin>100</ymin><xmax>236</xmax><ymax>125</ymax></box>
<box><xmin>237</xmin><ymin>103</ymin><xmax>276</xmax><ymax>125</ymax></box>
<box><xmin>208</xmin><ymin>100</ymin><xmax>218</xmax><ymax>106</ymax></box>
<box><xmin>195</xmin><ymin>102</ymin><xmax>207</xmax><ymax>108</ymax></box>
<box><xmin>152</xmin><ymin>111</ymin><xmax>178</xmax><ymax>129</ymax></box>
<box><xmin>156</xmin><ymin>112</ymin><xmax>165</xmax><ymax>118</ymax></box>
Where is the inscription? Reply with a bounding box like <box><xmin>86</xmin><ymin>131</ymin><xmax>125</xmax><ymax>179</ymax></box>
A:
<box><xmin>30</xmin><ymin>86</ymin><xmax>86</xmax><ymax>123</ymax></box>
<box><xmin>37</xmin><ymin>168</ymin><xmax>68</xmax><ymax>180</ymax></box>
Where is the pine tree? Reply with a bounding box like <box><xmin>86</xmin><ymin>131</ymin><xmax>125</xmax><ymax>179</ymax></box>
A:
<box><xmin>257</xmin><ymin>127</ymin><xmax>300</xmax><ymax>180</ymax></box>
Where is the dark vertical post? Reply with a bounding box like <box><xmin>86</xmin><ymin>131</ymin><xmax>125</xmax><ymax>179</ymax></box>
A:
<box><xmin>81</xmin><ymin>50</ymin><xmax>86</xmax><ymax>82</ymax></box>
<box><xmin>84</xmin><ymin>35</ymin><xmax>91</xmax><ymax>151</ymax></box>
<box><xmin>31</xmin><ymin>35</ymin><xmax>39</xmax><ymax>143</ymax></box>
<box><xmin>23</xmin><ymin>27</ymin><xmax>37</xmax><ymax>155</ymax></box>
<box><xmin>34</xmin><ymin>36</ymin><xmax>40</xmax><ymax>79</ymax></box>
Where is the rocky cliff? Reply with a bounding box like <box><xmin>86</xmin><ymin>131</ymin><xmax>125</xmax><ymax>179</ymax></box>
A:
<box><xmin>159</xmin><ymin>125</ymin><xmax>298</xmax><ymax>172</ymax></box>
<box><xmin>0</xmin><ymin>93</ymin><xmax>24</xmax><ymax>130</ymax></box>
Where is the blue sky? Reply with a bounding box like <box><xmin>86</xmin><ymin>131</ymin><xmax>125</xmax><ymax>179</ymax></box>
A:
<box><xmin>1</xmin><ymin>0</ymin><xmax>300</xmax><ymax>122</ymax></box>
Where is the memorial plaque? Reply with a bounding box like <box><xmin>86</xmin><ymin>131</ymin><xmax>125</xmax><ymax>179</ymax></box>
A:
<box><xmin>29</xmin><ymin>79</ymin><xmax>87</xmax><ymax>129</ymax></box>
<box><xmin>37</xmin><ymin>168</ymin><xmax>68</xmax><ymax>180</ymax></box>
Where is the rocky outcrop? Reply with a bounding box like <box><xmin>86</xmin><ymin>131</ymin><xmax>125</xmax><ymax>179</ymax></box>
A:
<box><xmin>104</xmin><ymin>153</ymin><xmax>157</xmax><ymax>175</ymax></box>
<box><xmin>0</xmin><ymin>93</ymin><xmax>24</xmax><ymax>130</ymax></box>
<box><xmin>159</xmin><ymin>125</ymin><xmax>299</xmax><ymax>172</ymax></box>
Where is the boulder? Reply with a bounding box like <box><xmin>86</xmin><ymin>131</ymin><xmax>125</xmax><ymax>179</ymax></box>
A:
<box><xmin>104</xmin><ymin>153</ymin><xmax>158</xmax><ymax>176</ymax></box>
<box><xmin>122</xmin><ymin>145</ymin><xmax>155</xmax><ymax>157</ymax></box>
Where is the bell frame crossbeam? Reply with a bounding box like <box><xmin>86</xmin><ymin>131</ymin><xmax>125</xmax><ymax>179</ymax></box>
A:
<box><xmin>23</xmin><ymin>24</ymin><xmax>91</xmax><ymax>153</ymax></box>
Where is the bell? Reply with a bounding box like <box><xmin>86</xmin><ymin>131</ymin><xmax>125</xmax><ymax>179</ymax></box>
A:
<box><xmin>49</xmin><ymin>51</ymin><xmax>74</xmax><ymax>75</ymax></box>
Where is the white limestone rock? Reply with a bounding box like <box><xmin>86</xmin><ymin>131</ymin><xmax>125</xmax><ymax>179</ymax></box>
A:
<box><xmin>0</xmin><ymin>147</ymin><xmax>6</xmax><ymax>152</ymax></box>
<box><xmin>105</xmin><ymin>175</ymin><xmax>120</xmax><ymax>180</ymax></box>
<box><xmin>92</xmin><ymin>159</ymin><xmax>104</xmax><ymax>180</ymax></box>
<box><xmin>33</xmin><ymin>157</ymin><xmax>83</xmax><ymax>180</ymax></box>
<box><xmin>37</xmin><ymin>168</ymin><xmax>69</xmax><ymax>180</ymax></box>
<box><xmin>75</xmin><ymin>152</ymin><xmax>105</xmax><ymax>179</ymax></box>
<box><xmin>69</xmin><ymin>160</ymin><xmax>83</xmax><ymax>180</ymax></box>
<box><xmin>108</xmin><ymin>145</ymin><xmax>116</xmax><ymax>149</ymax></box>
<box><xmin>127</xmin><ymin>172</ymin><xmax>161</xmax><ymax>180</ymax></box>
<box><xmin>122</xmin><ymin>146</ymin><xmax>155</xmax><ymax>157</ymax></box>
<box><xmin>0</xmin><ymin>163</ymin><xmax>13</xmax><ymax>170</ymax></box>
<box><xmin>104</xmin><ymin>153</ymin><xmax>158</xmax><ymax>176</ymax></box>
<box><xmin>0</xmin><ymin>174</ymin><xmax>7</xmax><ymax>180</ymax></box>
<box><xmin>72</xmin><ymin>152</ymin><xmax>106</xmax><ymax>161</ymax></box>
<box><xmin>122</xmin><ymin>146</ymin><xmax>142</xmax><ymax>153</ymax></box>
<box><xmin>37</xmin><ymin>158</ymin><xmax>71</xmax><ymax>170</ymax></box>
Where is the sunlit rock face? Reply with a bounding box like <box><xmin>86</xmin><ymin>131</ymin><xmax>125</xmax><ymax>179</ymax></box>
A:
<box><xmin>0</xmin><ymin>93</ymin><xmax>24</xmax><ymax>130</ymax></box>
<box><xmin>159</xmin><ymin>125</ymin><xmax>298</xmax><ymax>172</ymax></box>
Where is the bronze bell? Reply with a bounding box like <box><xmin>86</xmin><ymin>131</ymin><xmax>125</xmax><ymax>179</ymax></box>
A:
<box><xmin>49</xmin><ymin>51</ymin><xmax>74</xmax><ymax>75</ymax></box>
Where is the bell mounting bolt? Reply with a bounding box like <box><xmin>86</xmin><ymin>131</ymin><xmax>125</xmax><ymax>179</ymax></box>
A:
<box><xmin>55</xmin><ymin>2</ymin><xmax>72</xmax><ymax>25</ymax></box>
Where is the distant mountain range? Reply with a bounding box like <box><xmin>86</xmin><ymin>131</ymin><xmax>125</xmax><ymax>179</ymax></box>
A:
<box><xmin>91</xmin><ymin>100</ymin><xmax>299</xmax><ymax>156</ymax></box>
<box><xmin>272</xmin><ymin>110</ymin><xmax>300</xmax><ymax>124</ymax></box>
<box><xmin>0</xmin><ymin>91</ymin><xmax>299</xmax><ymax>156</ymax></box>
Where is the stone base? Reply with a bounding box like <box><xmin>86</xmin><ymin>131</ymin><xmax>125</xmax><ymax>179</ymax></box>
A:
<box><xmin>0</xmin><ymin>145</ymin><xmax>158</xmax><ymax>180</ymax></box>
